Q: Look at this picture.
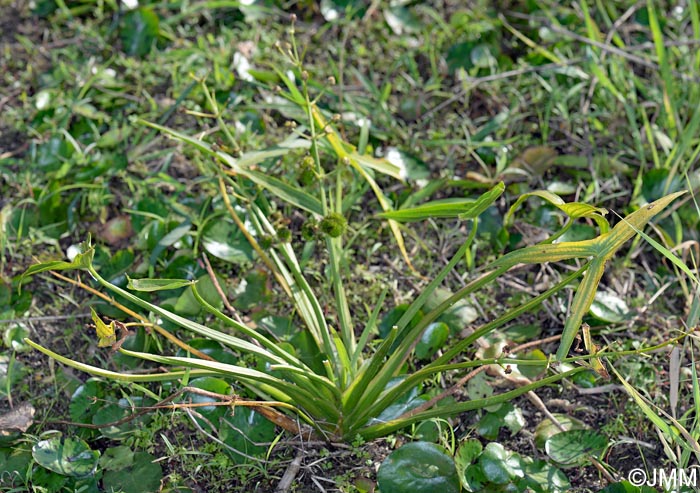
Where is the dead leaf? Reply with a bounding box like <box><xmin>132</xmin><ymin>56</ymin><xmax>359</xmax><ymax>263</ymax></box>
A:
<box><xmin>99</xmin><ymin>215</ymin><xmax>133</xmax><ymax>245</ymax></box>
<box><xmin>0</xmin><ymin>402</ymin><xmax>35</xmax><ymax>434</ymax></box>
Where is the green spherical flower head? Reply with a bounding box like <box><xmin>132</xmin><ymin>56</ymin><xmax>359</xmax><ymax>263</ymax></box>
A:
<box><xmin>259</xmin><ymin>235</ymin><xmax>273</xmax><ymax>249</ymax></box>
<box><xmin>276</xmin><ymin>226</ymin><xmax>292</xmax><ymax>243</ymax></box>
<box><xmin>301</xmin><ymin>218</ymin><xmax>318</xmax><ymax>241</ymax></box>
<box><xmin>299</xmin><ymin>156</ymin><xmax>316</xmax><ymax>186</ymax></box>
<box><xmin>319</xmin><ymin>213</ymin><xmax>347</xmax><ymax>238</ymax></box>
<box><xmin>299</xmin><ymin>168</ymin><xmax>315</xmax><ymax>186</ymax></box>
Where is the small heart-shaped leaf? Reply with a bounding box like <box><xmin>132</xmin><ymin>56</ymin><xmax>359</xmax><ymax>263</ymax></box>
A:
<box><xmin>377</xmin><ymin>442</ymin><xmax>460</xmax><ymax>493</ymax></box>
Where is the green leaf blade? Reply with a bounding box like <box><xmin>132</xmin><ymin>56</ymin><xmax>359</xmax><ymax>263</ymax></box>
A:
<box><xmin>126</xmin><ymin>277</ymin><xmax>195</xmax><ymax>292</ymax></box>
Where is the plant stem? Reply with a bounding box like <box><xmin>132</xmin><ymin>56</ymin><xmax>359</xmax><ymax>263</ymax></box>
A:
<box><xmin>49</xmin><ymin>271</ymin><xmax>213</xmax><ymax>361</ymax></box>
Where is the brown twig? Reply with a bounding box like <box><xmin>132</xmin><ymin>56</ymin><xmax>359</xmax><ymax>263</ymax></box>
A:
<box><xmin>276</xmin><ymin>451</ymin><xmax>305</xmax><ymax>493</ymax></box>
<box><xmin>184</xmin><ymin>407</ymin><xmax>268</xmax><ymax>463</ymax></box>
<box><xmin>218</xmin><ymin>177</ymin><xmax>293</xmax><ymax>297</ymax></box>
<box><xmin>48</xmin><ymin>386</ymin><xmax>312</xmax><ymax>438</ymax></box>
<box><xmin>201</xmin><ymin>252</ymin><xmax>243</xmax><ymax>323</ymax></box>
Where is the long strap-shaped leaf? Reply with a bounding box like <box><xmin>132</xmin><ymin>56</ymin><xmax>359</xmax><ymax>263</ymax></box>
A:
<box><xmin>504</xmin><ymin>190</ymin><xmax>609</xmax><ymax>233</ymax></box>
<box><xmin>24</xmin><ymin>338</ymin><xmax>216</xmax><ymax>382</ymax></box>
<box><xmin>118</xmin><ymin>350</ymin><xmax>337</xmax><ymax>425</ymax></box>
<box><xmin>358</xmin><ymin>368</ymin><xmax>586</xmax><ymax>440</ymax></box>
<box><xmin>345</xmin><ymin>264</ymin><xmax>587</xmax><ymax>432</ymax></box>
<box><xmin>555</xmin><ymin>191</ymin><xmax>685</xmax><ymax>359</ymax></box>
<box><xmin>377</xmin><ymin>183</ymin><xmax>506</xmax><ymax>222</ymax></box>
<box><xmin>355</xmin><ymin>191</ymin><xmax>686</xmax><ymax>425</ymax></box>
<box><xmin>247</xmin><ymin>203</ymin><xmax>340</xmax><ymax>371</ymax></box>
<box><xmin>597</xmin><ymin>191</ymin><xmax>685</xmax><ymax>259</ymax></box>
<box><xmin>85</xmin><ymin>265</ymin><xmax>345</xmax><ymax>402</ymax></box>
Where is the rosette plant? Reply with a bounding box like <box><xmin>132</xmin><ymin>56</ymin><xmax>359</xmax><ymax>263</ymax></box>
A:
<box><xmin>21</xmin><ymin>48</ymin><xmax>688</xmax><ymax>442</ymax></box>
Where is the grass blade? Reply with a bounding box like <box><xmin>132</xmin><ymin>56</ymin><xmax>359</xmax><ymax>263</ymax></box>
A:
<box><xmin>504</xmin><ymin>189</ymin><xmax>609</xmax><ymax>232</ymax></box>
<box><xmin>555</xmin><ymin>256</ymin><xmax>606</xmax><ymax>360</ymax></box>
<box><xmin>358</xmin><ymin>368</ymin><xmax>585</xmax><ymax>440</ymax></box>
<box><xmin>377</xmin><ymin>182</ymin><xmax>504</xmax><ymax>222</ymax></box>
<box><xmin>598</xmin><ymin>191</ymin><xmax>686</xmax><ymax>259</ymax></box>
<box><xmin>120</xmin><ymin>349</ymin><xmax>340</xmax><ymax>422</ymax></box>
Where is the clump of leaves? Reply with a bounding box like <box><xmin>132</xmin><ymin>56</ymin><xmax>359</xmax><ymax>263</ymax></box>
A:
<box><xmin>21</xmin><ymin>188</ymin><xmax>686</xmax><ymax>445</ymax></box>
<box><xmin>0</xmin><ymin>433</ymin><xmax>162</xmax><ymax>493</ymax></box>
<box><xmin>377</xmin><ymin>439</ymin><xmax>572</xmax><ymax>493</ymax></box>
<box><xmin>19</xmin><ymin>30</ymin><xmax>690</xmax><ymax>451</ymax></box>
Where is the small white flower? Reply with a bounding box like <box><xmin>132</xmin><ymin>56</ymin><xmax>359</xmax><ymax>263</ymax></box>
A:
<box><xmin>386</xmin><ymin>147</ymin><xmax>408</xmax><ymax>180</ymax></box>
<box><xmin>233</xmin><ymin>52</ymin><xmax>254</xmax><ymax>82</ymax></box>
<box><xmin>35</xmin><ymin>90</ymin><xmax>51</xmax><ymax>110</ymax></box>
<box><xmin>66</xmin><ymin>244</ymin><xmax>81</xmax><ymax>262</ymax></box>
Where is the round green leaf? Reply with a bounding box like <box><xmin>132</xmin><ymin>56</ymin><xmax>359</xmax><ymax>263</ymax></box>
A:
<box><xmin>590</xmin><ymin>291</ymin><xmax>629</xmax><ymax>323</ymax></box>
<box><xmin>174</xmin><ymin>274</ymin><xmax>223</xmax><ymax>316</ymax></box>
<box><xmin>378</xmin><ymin>304</ymin><xmax>423</xmax><ymax>339</ymax></box>
<box><xmin>478</xmin><ymin>442</ymin><xmax>517</xmax><ymax>484</ymax></box>
<box><xmin>120</xmin><ymin>8</ymin><xmax>160</xmax><ymax>57</ymax></box>
<box><xmin>377</xmin><ymin>442</ymin><xmax>460</xmax><ymax>493</ymax></box>
<box><xmin>185</xmin><ymin>377</ymin><xmax>232</xmax><ymax>418</ymax></box>
<box><xmin>424</xmin><ymin>288</ymin><xmax>477</xmax><ymax>334</ymax></box>
<box><xmin>446</xmin><ymin>41</ymin><xmax>477</xmax><ymax>73</ymax></box>
<box><xmin>413</xmin><ymin>420</ymin><xmax>440</xmax><ymax>442</ymax></box>
<box><xmin>3</xmin><ymin>325</ymin><xmax>30</xmax><ymax>352</ymax></box>
<box><xmin>572</xmin><ymin>369</ymin><xmax>598</xmax><ymax>388</ymax></box>
<box><xmin>384</xmin><ymin>148</ymin><xmax>430</xmax><ymax>180</ymax></box>
<box><xmin>415</xmin><ymin>322</ymin><xmax>449</xmax><ymax>360</ymax></box>
<box><xmin>476</xmin><ymin>412</ymin><xmax>502</xmax><ymax>441</ymax></box>
<box><xmin>34</xmin><ymin>135</ymin><xmax>72</xmax><ymax>171</ymax></box>
<box><xmin>29</xmin><ymin>466</ymin><xmax>68</xmax><ymax>490</ymax></box>
<box><xmin>102</xmin><ymin>452</ymin><xmax>162</xmax><ymax>493</ymax></box>
<box><xmin>545</xmin><ymin>429</ymin><xmax>608</xmax><ymax>466</ymax></box>
<box><xmin>100</xmin><ymin>446</ymin><xmax>134</xmax><ymax>471</ymax></box>
<box><xmin>0</xmin><ymin>448</ymin><xmax>33</xmax><ymax>483</ymax></box>
<box><xmin>520</xmin><ymin>458</ymin><xmax>570</xmax><ymax>492</ymax></box>
<box><xmin>466</xmin><ymin>371</ymin><xmax>493</xmax><ymax>401</ymax></box>
<box><xmin>70</xmin><ymin>380</ymin><xmax>105</xmax><ymax>424</ymax></box>
<box><xmin>201</xmin><ymin>219</ymin><xmax>254</xmax><ymax>264</ymax></box>
<box><xmin>383</xmin><ymin>4</ymin><xmax>421</xmax><ymax>35</ymax></box>
<box><xmin>476</xmin><ymin>403</ymin><xmax>525</xmax><ymax>440</ymax></box>
<box><xmin>220</xmin><ymin>407</ymin><xmax>276</xmax><ymax>463</ymax></box>
<box><xmin>0</xmin><ymin>355</ymin><xmax>27</xmax><ymax>396</ymax></box>
<box><xmin>505</xmin><ymin>323</ymin><xmax>542</xmax><ymax>343</ymax></box>
<box><xmin>455</xmin><ymin>438</ymin><xmax>483</xmax><ymax>486</ymax></box>
<box><xmin>91</xmin><ymin>397</ymin><xmax>153</xmax><ymax>440</ymax></box>
<box><xmin>0</xmin><ymin>283</ymin><xmax>11</xmax><ymax>307</ymax></box>
<box><xmin>32</xmin><ymin>438</ymin><xmax>99</xmax><ymax>477</ymax></box>
<box><xmin>456</xmin><ymin>438</ymin><xmax>482</xmax><ymax>467</ymax></box>
<box><xmin>516</xmin><ymin>349</ymin><xmax>548</xmax><ymax>379</ymax></box>
<box><xmin>534</xmin><ymin>414</ymin><xmax>586</xmax><ymax>449</ymax></box>
<box><xmin>463</xmin><ymin>463</ymin><xmax>487</xmax><ymax>491</ymax></box>
<box><xmin>111</xmin><ymin>326</ymin><xmax>148</xmax><ymax>370</ymax></box>
<box><xmin>257</xmin><ymin>315</ymin><xmax>294</xmax><ymax>339</ymax></box>
<box><xmin>232</xmin><ymin>271</ymin><xmax>271</xmax><ymax>311</ymax></box>
<box><xmin>470</xmin><ymin>44</ymin><xmax>496</xmax><ymax>68</ymax></box>
<box><xmin>99</xmin><ymin>249</ymin><xmax>135</xmax><ymax>282</ymax></box>
<box><xmin>642</xmin><ymin>168</ymin><xmax>681</xmax><ymax>202</ymax></box>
